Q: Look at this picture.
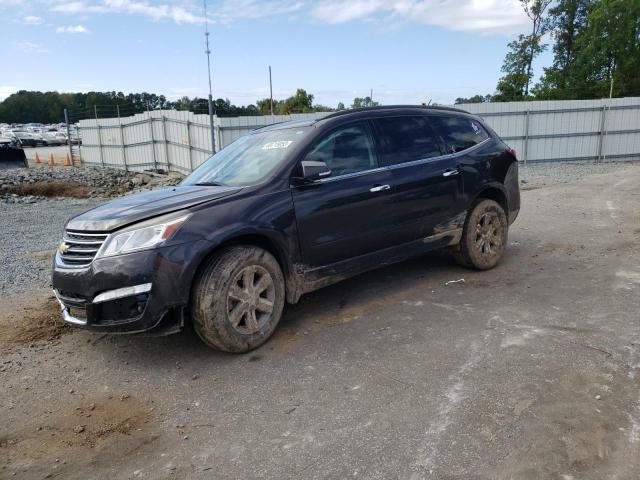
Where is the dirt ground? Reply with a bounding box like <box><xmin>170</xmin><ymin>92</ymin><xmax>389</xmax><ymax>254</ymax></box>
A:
<box><xmin>1</xmin><ymin>164</ymin><xmax>640</xmax><ymax>479</ymax></box>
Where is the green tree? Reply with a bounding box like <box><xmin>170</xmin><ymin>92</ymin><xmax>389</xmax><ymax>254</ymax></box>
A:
<box><xmin>533</xmin><ymin>0</ymin><xmax>593</xmax><ymax>99</ymax></box>
<box><xmin>573</xmin><ymin>0</ymin><xmax>640</xmax><ymax>98</ymax></box>
<box><xmin>351</xmin><ymin>96</ymin><xmax>379</xmax><ymax>108</ymax></box>
<box><xmin>336</xmin><ymin>102</ymin><xmax>346</xmax><ymax>110</ymax></box>
<box><xmin>495</xmin><ymin>0</ymin><xmax>552</xmax><ymax>101</ymax></box>
<box><xmin>0</xmin><ymin>88</ymin><xmax>334</xmax><ymax>123</ymax></box>
<box><xmin>281</xmin><ymin>89</ymin><xmax>314</xmax><ymax>114</ymax></box>
<box><xmin>534</xmin><ymin>0</ymin><xmax>640</xmax><ymax>99</ymax></box>
<box><xmin>455</xmin><ymin>94</ymin><xmax>493</xmax><ymax>104</ymax></box>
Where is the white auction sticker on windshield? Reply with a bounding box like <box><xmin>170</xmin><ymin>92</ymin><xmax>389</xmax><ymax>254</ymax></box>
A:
<box><xmin>262</xmin><ymin>141</ymin><xmax>293</xmax><ymax>150</ymax></box>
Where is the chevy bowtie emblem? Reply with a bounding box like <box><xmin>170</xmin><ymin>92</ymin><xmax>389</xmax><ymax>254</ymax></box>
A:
<box><xmin>59</xmin><ymin>242</ymin><xmax>69</xmax><ymax>254</ymax></box>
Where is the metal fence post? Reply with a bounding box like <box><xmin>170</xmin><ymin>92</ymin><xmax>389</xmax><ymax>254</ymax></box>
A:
<box><xmin>64</xmin><ymin>109</ymin><xmax>73</xmax><ymax>165</ymax></box>
<box><xmin>162</xmin><ymin>115</ymin><xmax>170</xmax><ymax>171</ymax></box>
<box><xmin>148</xmin><ymin>114</ymin><xmax>157</xmax><ymax>171</ymax></box>
<box><xmin>597</xmin><ymin>104</ymin><xmax>607</xmax><ymax>163</ymax></box>
<box><xmin>120</xmin><ymin>123</ymin><xmax>128</xmax><ymax>172</ymax></box>
<box><xmin>186</xmin><ymin>120</ymin><xmax>193</xmax><ymax>172</ymax></box>
<box><xmin>93</xmin><ymin>105</ymin><xmax>104</xmax><ymax>167</ymax></box>
<box><xmin>97</xmin><ymin>124</ymin><xmax>104</xmax><ymax>167</ymax></box>
<box><xmin>215</xmin><ymin>115</ymin><xmax>222</xmax><ymax>153</ymax></box>
<box><xmin>523</xmin><ymin>110</ymin><xmax>530</xmax><ymax>166</ymax></box>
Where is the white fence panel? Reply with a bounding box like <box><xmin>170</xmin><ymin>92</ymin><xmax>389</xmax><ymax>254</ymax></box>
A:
<box><xmin>459</xmin><ymin>97</ymin><xmax>640</xmax><ymax>163</ymax></box>
<box><xmin>78</xmin><ymin>98</ymin><xmax>640</xmax><ymax>172</ymax></box>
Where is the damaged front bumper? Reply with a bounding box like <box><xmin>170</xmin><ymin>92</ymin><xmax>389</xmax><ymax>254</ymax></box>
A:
<box><xmin>50</xmin><ymin>241</ymin><xmax>209</xmax><ymax>335</ymax></box>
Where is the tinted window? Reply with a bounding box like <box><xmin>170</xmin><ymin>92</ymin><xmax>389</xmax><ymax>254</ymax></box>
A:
<box><xmin>374</xmin><ymin>116</ymin><xmax>442</xmax><ymax>165</ymax></box>
<box><xmin>305</xmin><ymin>122</ymin><xmax>377</xmax><ymax>177</ymax></box>
<box><xmin>428</xmin><ymin>115</ymin><xmax>489</xmax><ymax>153</ymax></box>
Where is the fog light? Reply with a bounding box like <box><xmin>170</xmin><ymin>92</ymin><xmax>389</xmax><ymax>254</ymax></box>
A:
<box><xmin>93</xmin><ymin>283</ymin><xmax>152</xmax><ymax>304</ymax></box>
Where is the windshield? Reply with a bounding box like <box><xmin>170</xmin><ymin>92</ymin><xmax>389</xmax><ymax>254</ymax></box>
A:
<box><xmin>183</xmin><ymin>126</ymin><xmax>311</xmax><ymax>187</ymax></box>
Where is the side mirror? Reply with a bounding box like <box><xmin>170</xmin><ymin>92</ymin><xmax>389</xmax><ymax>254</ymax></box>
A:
<box><xmin>300</xmin><ymin>160</ymin><xmax>331</xmax><ymax>182</ymax></box>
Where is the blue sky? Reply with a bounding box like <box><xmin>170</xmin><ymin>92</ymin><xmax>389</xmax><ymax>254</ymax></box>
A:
<box><xmin>1</xmin><ymin>0</ymin><xmax>553</xmax><ymax>107</ymax></box>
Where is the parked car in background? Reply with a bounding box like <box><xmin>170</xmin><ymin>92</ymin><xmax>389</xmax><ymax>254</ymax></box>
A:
<box><xmin>27</xmin><ymin>128</ymin><xmax>46</xmax><ymax>146</ymax></box>
<box><xmin>0</xmin><ymin>135</ymin><xmax>19</xmax><ymax>149</ymax></box>
<box><xmin>52</xmin><ymin>105</ymin><xmax>520</xmax><ymax>353</ymax></box>
<box><xmin>9</xmin><ymin>129</ymin><xmax>38</xmax><ymax>147</ymax></box>
<box><xmin>42</xmin><ymin>131</ymin><xmax>67</xmax><ymax>146</ymax></box>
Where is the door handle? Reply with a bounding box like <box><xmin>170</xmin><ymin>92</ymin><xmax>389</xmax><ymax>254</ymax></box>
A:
<box><xmin>442</xmin><ymin>169</ymin><xmax>459</xmax><ymax>177</ymax></box>
<box><xmin>370</xmin><ymin>184</ymin><xmax>391</xmax><ymax>192</ymax></box>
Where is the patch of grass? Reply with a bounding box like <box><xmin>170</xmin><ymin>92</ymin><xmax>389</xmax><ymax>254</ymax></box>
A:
<box><xmin>10</xmin><ymin>180</ymin><xmax>90</xmax><ymax>198</ymax></box>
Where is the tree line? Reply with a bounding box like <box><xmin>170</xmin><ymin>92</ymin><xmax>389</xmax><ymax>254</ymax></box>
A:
<box><xmin>0</xmin><ymin>88</ymin><xmax>382</xmax><ymax>124</ymax></box>
<box><xmin>456</xmin><ymin>0</ymin><xmax>640</xmax><ymax>104</ymax></box>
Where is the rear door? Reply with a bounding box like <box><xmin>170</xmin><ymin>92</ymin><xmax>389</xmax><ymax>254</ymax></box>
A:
<box><xmin>426</xmin><ymin>113</ymin><xmax>493</xmax><ymax>210</ymax></box>
<box><xmin>291</xmin><ymin>121</ymin><xmax>397</xmax><ymax>267</ymax></box>
<box><xmin>372</xmin><ymin>115</ymin><xmax>462</xmax><ymax>241</ymax></box>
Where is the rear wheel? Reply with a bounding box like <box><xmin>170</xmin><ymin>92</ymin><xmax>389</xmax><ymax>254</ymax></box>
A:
<box><xmin>191</xmin><ymin>246</ymin><xmax>285</xmax><ymax>353</ymax></box>
<box><xmin>453</xmin><ymin>199</ymin><xmax>508</xmax><ymax>270</ymax></box>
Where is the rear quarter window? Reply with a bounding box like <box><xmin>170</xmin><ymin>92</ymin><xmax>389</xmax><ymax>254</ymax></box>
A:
<box><xmin>428</xmin><ymin>115</ymin><xmax>489</xmax><ymax>154</ymax></box>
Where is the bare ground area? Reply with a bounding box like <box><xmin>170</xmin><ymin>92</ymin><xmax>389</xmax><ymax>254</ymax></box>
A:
<box><xmin>0</xmin><ymin>294</ymin><xmax>70</xmax><ymax>350</ymax></box>
<box><xmin>8</xmin><ymin>181</ymin><xmax>91</xmax><ymax>199</ymax></box>
<box><xmin>1</xmin><ymin>163</ymin><xmax>640</xmax><ymax>479</ymax></box>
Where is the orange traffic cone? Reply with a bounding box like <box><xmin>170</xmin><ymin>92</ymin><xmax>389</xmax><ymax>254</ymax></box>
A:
<box><xmin>65</xmin><ymin>153</ymin><xmax>72</xmax><ymax>166</ymax></box>
<box><xmin>35</xmin><ymin>152</ymin><xmax>41</xmax><ymax>164</ymax></box>
<box><xmin>48</xmin><ymin>154</ymin><xmax>55</xmax><ymax>166</ymax></box>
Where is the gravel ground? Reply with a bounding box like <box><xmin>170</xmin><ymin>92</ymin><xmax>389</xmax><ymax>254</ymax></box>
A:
<box><xmin>1</xmin><ymin>166</ymin><xmax>183</xmax><ymax>203</ymax></box>
<box><xmin>519</xmin><ymin>160</ymin><xmax>626</xmax><ymax>189</ymax></box>
<box><xmin>0</xmin><ymin>197</ymin><xmax>105</xmax><ymax>296</ymax></box>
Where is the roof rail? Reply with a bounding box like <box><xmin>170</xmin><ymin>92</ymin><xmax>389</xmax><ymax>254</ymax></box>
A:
<box><xmin>319</xmin><ymin>104</ymin><xmax>469</xmax><ymax>121</ymax></box>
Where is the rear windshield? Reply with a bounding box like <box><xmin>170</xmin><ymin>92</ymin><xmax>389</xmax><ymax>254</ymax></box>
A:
<box><xmin>183</xmin><ymin>126</ymin><xmax>311</xmax><ymax>187</ymax></box>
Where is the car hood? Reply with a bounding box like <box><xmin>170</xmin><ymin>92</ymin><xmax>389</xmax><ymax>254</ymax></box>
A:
<box><xmin>66</xmin><ymin>185</ymin><xmax>242</xmax><ymax>232</ymax></box>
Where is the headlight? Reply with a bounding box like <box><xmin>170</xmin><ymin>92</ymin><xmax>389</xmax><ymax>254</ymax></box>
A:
<box><xmin>97</xmin><ymin>212</ymin><xmax>191</xmax><ymax>258</ymax></box>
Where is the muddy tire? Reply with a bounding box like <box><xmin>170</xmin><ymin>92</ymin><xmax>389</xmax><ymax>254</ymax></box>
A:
<box><xmin>453</xmin><ymin>199</ymin><xmax>508</xmax><ymax>270</ymax></box>
<box><xmin>191</xmin><ymin>246</ymin><xmax>285</xmax><ymax>353</ymax></box>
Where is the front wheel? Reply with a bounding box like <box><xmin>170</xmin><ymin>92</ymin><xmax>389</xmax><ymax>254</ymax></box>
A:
<box><xmin>191</xmin><ymin>246</ymin><xmax>285</xmax><ymax>353</ymax></box>
<box><xmin>453</xmin><ymin>199</ymin><xmax>508</xmax><ymax>270</ymax></box>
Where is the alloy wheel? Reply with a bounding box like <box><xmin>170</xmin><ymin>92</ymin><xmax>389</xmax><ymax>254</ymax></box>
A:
<box><xmin>474</xmin><ymin>212</ymin><xmax>503</xmax><ymax>257</ymax></box>
<box><xmin>226</xmin><ymin>265</ymin><xmax>275</xmax><ymax>335</ymax></box>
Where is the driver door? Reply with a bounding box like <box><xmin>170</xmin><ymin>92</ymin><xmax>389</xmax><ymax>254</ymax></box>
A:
<box><xmin>291</xmin><ymin>121</ymin><xmax>396</xmax><ymax>268</ymax></box>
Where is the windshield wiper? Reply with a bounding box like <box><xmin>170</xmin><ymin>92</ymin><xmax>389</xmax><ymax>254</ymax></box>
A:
<box><xmin>194</xmin><ymin>181</ymin><xmax>227</xmax><ymax>187</ymax></box>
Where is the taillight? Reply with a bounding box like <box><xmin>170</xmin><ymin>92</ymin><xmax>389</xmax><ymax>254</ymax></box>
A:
<box><xmin>506</xmin><ymin>147</ymin><xmax>517</xmax><ymax>160</ymax></box>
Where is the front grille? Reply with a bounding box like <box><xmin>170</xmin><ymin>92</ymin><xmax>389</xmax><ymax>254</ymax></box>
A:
<box><xmin>59</xmin><ymin>230</ymin><xmax>108</xmax><ymax>268</ymax></box>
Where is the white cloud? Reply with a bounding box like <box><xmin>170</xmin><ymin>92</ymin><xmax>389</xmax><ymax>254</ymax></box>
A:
<box><xmin>56</xmin><ymin>24</ymin><xmax>89</xmax><ymax>33</ymax></box>
<box><xmin>49</xmin><ymin>0</ymin><xmax>305</xmax><ymax>25</ymax></box>
<box><xmin>47</xmin><ymin>0</ymin><xmax>527</xmax><ymax>34</ymax></box>
<box><xmin>50</xmin><ymin>1</ymin><xmax>92</xmax><ymax>13</ymax></box>
<box><xmin>310</xmin><ymin>0</ymin><xmax>529</xmax><ymax>34</ymax></box>
<box><xmin>215</xmin><ymin>0</ymin><xmax>304</xmax><ymax>21</ymax></box>
<box><xmin>17</xmin><ymin>41</ymin><xmax>49</xmax><ymax>53</ymax></box>
<box><xmin>20</xmin><ymin>15</ymin><xmax>44</xmax><ymax>25</ymax></box>
<box><xmin>51</xmin><ymin>0</ymin><xmax>204</xmax><ymax>24</ymax></box>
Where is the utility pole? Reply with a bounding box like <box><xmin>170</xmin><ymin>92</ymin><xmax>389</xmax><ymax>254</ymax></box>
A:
<box><xmin>269</xmin><ymin>65</ymin><xmax>274</xmax><ymax>116</ymax></box>
<box><xmin>203</xmin><ymin>0</ymin><xmax>216</xmax><ymax>154</ymax></box>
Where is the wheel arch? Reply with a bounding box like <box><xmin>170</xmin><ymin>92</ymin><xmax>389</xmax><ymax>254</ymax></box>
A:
<box><xmin>474</xmin><ymin>184</ymin><xmax>508</xmax><ymax>213</ymax></box>
<box><xmin>188</xmin><ymin>231</ymin><xmax>300</xmax><ymax>311</ymax></box>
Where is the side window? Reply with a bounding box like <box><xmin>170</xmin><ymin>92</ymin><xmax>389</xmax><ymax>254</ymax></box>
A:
<box><xmin>373</xmin><ymin>116</ymin><xmax>442</xmax><ymax>165</ymax></box>
<box><xmin>304</xmin><ymin>123</ymin><xmax>377</xmax><ymax>177</ymax></box>
<box><xmin>428</xmin><ymin>115</ymin><xmax>489</xmax><ymax>153</ymax></box>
